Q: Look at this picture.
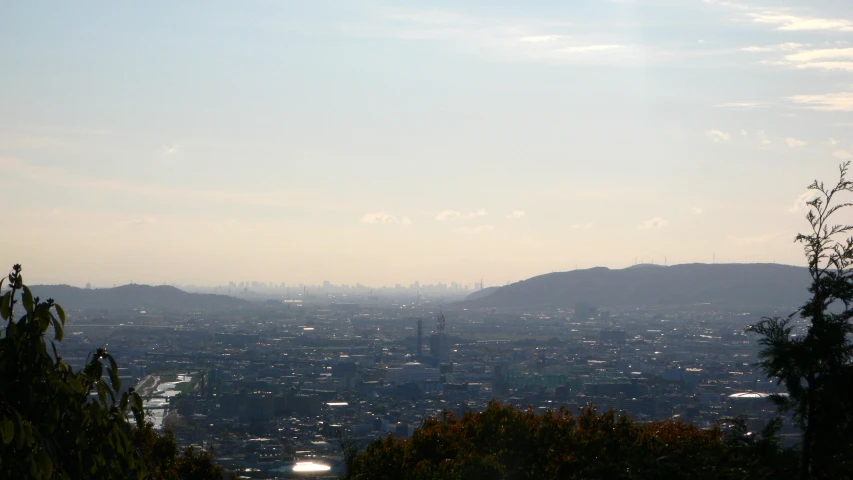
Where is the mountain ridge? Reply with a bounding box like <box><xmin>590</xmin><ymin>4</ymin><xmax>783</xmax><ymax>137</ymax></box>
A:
<box><xmin>26</xmin><ymin>283</ymin><xmax>248</xmax><ymax>311</ymax></box>
<box><xmin>459</xmin><ymin>263</ymin><xmax>810</xmax><ymax>310</ymax></box>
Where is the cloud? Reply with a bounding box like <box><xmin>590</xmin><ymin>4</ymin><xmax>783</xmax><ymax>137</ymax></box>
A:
<box><xmin>507</xmin><ymin>210</ymin><xmax>526</xmax><ymax>219</ymax></box>
<box><xmin>827</xmin><ymin>138</ymin><xmax>839</xmax><ymax>146</ymax></box>
<box><xmin>465</xmin><ymin>208</ymin><xmax>488</xmax><ymax>219</ymax></box>
<box><xmin>562</xmin><ymin>44</ymin><xmax>626</xmax><ymax>54</ymax></box>
<box><xmin>789</xmin><ymin>191</ymin><xmax>820</xmax><ymax>212</ymax></box>
<box><xmin>436</xmin><ymin>208</ymin><xmax>487</xmax><ymax>220</ymax></box>
<box><xmin>789</xmin><ymin>92</ymin><xmax>853</xmax><ymax>111</ymax></box>
<box><xmin>571</xmin><ymin>223</ymin><xmax>595</xmax><ymax>230</ymax></box>
<box><xmin>714</xmin><ymin>102</ymin><xmax>768</xmax><ymax>110</ymax></box>
<box><xmin>639</xmin><ymin>217</ymin><xmax>668</xmax><ymax>229</ymax></box>
<box><xmin>748</xmin><ymin>13</ymin><xmax>853</xmax><ymax>32</ymax></box>
<box><xmin>726</xmin><ymin>233</ymin><xmax>779</xmax><ymax>246</ymax></box>
<box><xmin>519</xmin><ymin>35</ymin><xmax>566</xmax><ymax>43</ymax></box>
<box><xmin>785</xmin><ymin>137</ymin><xmax>806</xmax><ymax>148</ymax></box>
<box><xmin>118</xmin><ymin>217</ymin><xmax>156</xmax><ymax>226</ymax></box>
<box><xmin>691</xmin><ymin>207</ymin><xmax>704</xmax><ymax>215</ymax></box>
<box><xmin>780</xmin><ymin>47</ymin><xmax>853</xmax><ymax>71</ymax></box>
<box><xmin>740</xmin><ymin>129</ymin><xmax>748</xmax><ymax>136</ymax></box>
<box><xmin>706</xmin><ymin>130</ymin><xmax>731</xmax><ymax>142</ymax></box>
<box><xmin>435</xmin><ymin>210</ymin><xmax>461</xmax><ymax>221</ymax></box>
<box><xmin>757</xmin><ymin>130</ymin><xmax>772</xmax><ymax>145</ymax></box>
<box><xmin>741</xmin><ymin>43</ymin><xmax>804</xmax><ymax>52</ymax></box>
<box><xmin>458</xmin><ymin>224</ymin><xmax>495</xmax><ymax>234</ymax></box>
<box><xmin>360</xmin><ymin>212</ymin><xmax>412</xmax><ymax>225</ymax></box>
<box><xmin>340</xmin><ymin>7</ymin><xmax>645</xmax><ymax>66</ymax></box>
<box><xmin>162</xmin><ymin>144</ymin><xmax>180</xmax><ymax>155</ymax></box>
<box><xmin>834</xmin><ymin>150</ymin><xmax>853</xmax><ymax>159</ymax></box>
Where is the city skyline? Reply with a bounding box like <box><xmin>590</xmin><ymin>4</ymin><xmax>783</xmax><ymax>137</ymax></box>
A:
<box><xmin>2</xmin><ymin>1</ymin><xmax>851</xmax><ymax>286</ymax></box>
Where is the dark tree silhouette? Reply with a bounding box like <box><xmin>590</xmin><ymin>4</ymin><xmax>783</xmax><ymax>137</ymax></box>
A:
<box><xmin>748</xmin><ymin>162</ymin><xmax>853</xmax><ymax>479</ymax></box>
<box><xmin>0</xmin><ymin>264</ymin><xmax>231</xmax><ymax>479</ymax></box>
<box><xmin>342</xmin><ymin>401</ymin><xmax>794</xmax><ymax>480</ymax></box>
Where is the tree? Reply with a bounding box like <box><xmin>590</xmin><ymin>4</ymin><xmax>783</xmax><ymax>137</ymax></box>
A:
<box><xmin>748</xmin><ymin>162</ymin><xmax>853</xmax><ymax>479</ymax></box>
<box><xmin>0</xmin><ymin>264</ymin><xmax>230</xmax><ymax>479</ymax></box>
<box><xmin>343</xmin><ymin>401</ymin><xmax>795</xmax><ymax>480</ymax></box>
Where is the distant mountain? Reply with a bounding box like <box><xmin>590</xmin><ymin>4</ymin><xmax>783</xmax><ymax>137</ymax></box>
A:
<box><xmin>459</xmin><ymin>263</ymin><xmax>811</xmax><ymax>310</ymax></box>
<box><xmin>464</xmin><ymin>286</ymin><xmax>500</xmax><ymax>301</ymax></box>
<box><xmin>28</xmin><ymin>284</ymin><xmax>248</xmax><ymax>312</ymax></box>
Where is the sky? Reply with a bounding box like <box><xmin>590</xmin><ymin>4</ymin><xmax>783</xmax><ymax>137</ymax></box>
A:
<box><xmin>1</xmin><ymin>0</ymin><xmax>852</xmax><ymax>288</ymax></box>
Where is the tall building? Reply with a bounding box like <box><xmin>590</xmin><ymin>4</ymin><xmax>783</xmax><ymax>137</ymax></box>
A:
<box><xmin>430</xmin><ymin>312</ymin><xmax>451</xmax><ymax>364</ymax></box>
<box><xmin>416</xmin><ymin>319</ymin><xmax>423</xmax><ymax>358</ymax></box>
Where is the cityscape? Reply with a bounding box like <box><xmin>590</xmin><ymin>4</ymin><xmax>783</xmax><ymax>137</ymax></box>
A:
<box><xmin>48</xmin><ymin>266</ymin><xmax>801</xmax><ymax>478</ymax></box>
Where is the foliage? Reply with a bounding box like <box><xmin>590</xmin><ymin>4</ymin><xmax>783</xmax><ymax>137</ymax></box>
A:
<box><xmin>748</xmin><ymin>162</ymin><xmax>853</xmax><ymax>479</ymax></box>
<box><xmin>0</xmin><ymin>265</ymin><xmax>229</xmax><ymax>479</ymax></box>
<box><xmin>344</xmin><ymin>401</ymin><xmax>795</xmax><ymax>480</ymax></box>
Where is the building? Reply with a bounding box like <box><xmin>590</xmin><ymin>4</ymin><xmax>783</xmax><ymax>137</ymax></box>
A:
<box><xmin>386</xmin><ymin>362</ymin><xmax>439</xmax><ymax>384</ymax></box>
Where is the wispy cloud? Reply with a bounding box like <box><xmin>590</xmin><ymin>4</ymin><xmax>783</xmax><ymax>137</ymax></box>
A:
<box><xmin>562</xmin><ymin>44</ymin><xmax>626</xmax><ymax>54</ymax></box>
<box><xmin>435</xmin><ymin>210</ymin><xmax>461</xmax><ymax>221</ymax></box>
<box><xmin>757</xmin><ymin>130</ymin><xmax>772</xmax><ymax>145</ymax></box>
<box><xmin>706</xmin><ymin>129</ymin><xmax>731</xmax><ymax>142</ymax></box>
<box><xmin>706</xmin><ymin>0</ymin><xmax>853</xmax><ymax>31</ymax></box>
<box><xmin>748</xmin><ymin>13</ymin><xmax>853</xmax><ymax>32</ymax></box>
<box><xmin>571</xmin><ymin>223</ymin><xmax>595</xmax><ymax>230</ymax></box>
<box><xmin>458</xmin><ymin>224</ymin><xmax>495</xmax><ymax>234</ymax></box>
<box><xmin>507</xmin><ymin>210</ymin><xmax>526</xmax><ymax>219</ymax></box>
<box><xmin>726</xmin><ymin>233</ymin><xmax>779</xmax><ymax>246</ymax></box>
<box><xmin>639</xmin><ymin>217</ymin><xmax>668</xmax><ymax>229</ymax></box>
<box><xmin>789</xmin><ymin>190</ymin><xmax>820</xmax><ymax>212</ymax></box>
<box><xmin>691</xmin><ymin>207</ymin><xmax>704</xmax><ymax>215</ymax></box>
<box><xmin>335</xmin><ymin>7</ymin><xmax>655</xmax><ymax>66</ymax></box>
<box><xmin>465</xmin><ymin>208</ymin><xmax>488</xmax><ymax>219</ymax></box>
<box><xmin>785</xmin><ymin>137</ymin><xmax>806</xmax><ymax>148</ymax></box>
<box><xmin>163</xmin><ymin>144</ymin><xmax>180</xmax><ymax>155</ymax></box>
<box><xmin>715</xmin><ymin>102</ymin><xmax>768</xmax><ymax>110</ymax></box>
<box><xmin>519</xmin><ymin>35</ymin><xmax>566</xmax><ymax>43</ymax></box>
<box><xmin>118</xmin><ymin>217</ymin><xmax>156</xmax><ymax>226</ymax></box>
<box><xmin>834</xmin><ymin>150</ymin><xmax>853</xmax><ymax>159</ymax></box>
<box><xmin>789</xmin><ymin>92</ymin><xmax>853</xmax><ymax>111</ymax></box>
<box><xmin>742</xmin><ymin>43</ymin><xmax>804</xmax><ymax>52</ymax></box>
<box><xmin>782</xmin><ymin>47</ymin><xmax>853</xmax><ymax>71</ymax></box>
<box><xmin>360</xmin><ymin>212</ymin><xmax>412</xmax><ymax>225</ymax></box>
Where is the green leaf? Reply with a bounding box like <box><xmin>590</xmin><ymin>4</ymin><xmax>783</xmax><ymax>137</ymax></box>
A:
<box><xmin>107</xmin><ymin>355</ymin><xmax>121</xmax><ymax>393</ymax></box>
<box><xmin>0</xmin><ymin>291</ymin><xmax>10</xmax><ymax>320</ymax></box>
<box><xmin>37</xmin><ymin>450</ymin><xmax>53</xmax><ymax>480</ymax></box>
<box><xmin>22</xmin><ymin>285</ymin><xmax>34</xmax><ymax>315</ymax></box>
<box><xmin>132</xmin><ymin>391</ymin><xmax>143</xmax><ymax>413</ymax></box>
<box><xmin>54</xmin><ymin>303</ymin><xmax>66</xmax><ymax>324</ymax></box>
<box><xmin>1</xmin><ymin>417</ymin><xmax>13</xmax><ymax>445</ymax></box>
<box><xmin>51</xmin><ymin>316</ymin><xmax>64</xmax><ymax>341</ymax></box>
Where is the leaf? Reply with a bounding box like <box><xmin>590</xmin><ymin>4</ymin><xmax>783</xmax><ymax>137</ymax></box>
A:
<box><xmin>1</xmin><ymin>417</ymin><xmax>13</xmax><ymax>445</ymax></box>
<box><xmin>22</xmin><ymin>285</ymin><xmax>34</xmax><ymax>315</ymax></box>
<box><xmin>107</xmin><ymin>355</ymin><xmax>121</xmax><ymax>393</ymax></box>
<box><xmin>54</xmin><ymin>303</ymin><xmax>66</xmax><ymax>324</ymax></box>
<box><xmin>51</xmin><ymin>316</ymin><xmax>64</xmax><ymax>341</ymax></box>
<box><xmin>37</xmin><ymin>450</ymin><xmax>53</xmax><ymax>480</ymax></box>
<box><xmin>0</xmin><ymin>291</ymin><xmax>10</xmax><ymax>320</ymax></box>
<box><xmin>132</xmin><ymin>391</ymin><xmax>143</xmax><ymax>413</ymax></box>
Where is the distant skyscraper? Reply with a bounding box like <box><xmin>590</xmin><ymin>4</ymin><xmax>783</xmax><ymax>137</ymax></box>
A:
<box><xmin>416</xmin><ymin>319</ymin><xmax>423</xmax><ymax>358</ymax></box>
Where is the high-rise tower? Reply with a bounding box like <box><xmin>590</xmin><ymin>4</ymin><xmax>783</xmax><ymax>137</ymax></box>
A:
<box><xmin>416</xmin><ymin>318</ymin><xmax>423</xmax><ymax>358</ymax></box>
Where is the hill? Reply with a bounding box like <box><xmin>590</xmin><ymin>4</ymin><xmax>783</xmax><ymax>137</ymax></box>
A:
<box><xmin>29</xmin><ymin>284</ymin><xmax>248</xmax><ymax>311</ymax></box>
<box><xmin>459</xmin><ymin>263</ymin><xmax>810</xmax><ymax>310</ymax></box>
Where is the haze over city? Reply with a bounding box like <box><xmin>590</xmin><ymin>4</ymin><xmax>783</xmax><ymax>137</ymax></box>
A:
<box><xmin>2</xmin><ymin>1</ymin><xmax>852</xmax><ymax>287</ymax></box>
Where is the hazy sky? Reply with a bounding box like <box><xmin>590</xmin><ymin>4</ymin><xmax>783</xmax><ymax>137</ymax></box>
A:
<box><xmin>2</xmin><ymin>0</ymin><xmax>852</xmax><ymax>287</ymax></box>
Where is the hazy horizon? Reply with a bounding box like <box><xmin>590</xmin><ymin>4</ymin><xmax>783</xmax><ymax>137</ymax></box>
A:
<box><xmin>3</xmin><ymin>1</ymin><xmax>851</xmax><ymax>286</ymax></box>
